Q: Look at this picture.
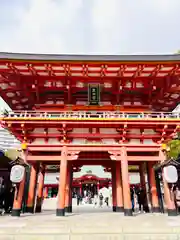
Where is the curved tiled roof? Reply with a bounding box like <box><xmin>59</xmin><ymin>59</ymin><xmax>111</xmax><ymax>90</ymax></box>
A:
<box><xmin>0</xmin><ymin>52</ymin><xmax>180</xmax><ymax>62</ymax></box>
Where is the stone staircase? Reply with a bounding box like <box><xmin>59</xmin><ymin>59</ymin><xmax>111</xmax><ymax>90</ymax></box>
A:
<box><xmin>0</xmin><ymin>199</ymin><xmax>180</xmax><ymax>239</ymax></box>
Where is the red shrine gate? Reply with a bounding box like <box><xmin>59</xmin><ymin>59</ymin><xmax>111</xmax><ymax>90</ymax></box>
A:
<box><xmin>0</xmin><ymin>53</ymin><xmax>180</xmax><ymax>216</ymax></box>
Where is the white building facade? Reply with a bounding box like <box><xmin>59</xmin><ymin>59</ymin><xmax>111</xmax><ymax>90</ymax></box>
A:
<box><xmin>0</xmin><ymin>127</ymin><xmax>21</xmax><ymax>151</ymax></box>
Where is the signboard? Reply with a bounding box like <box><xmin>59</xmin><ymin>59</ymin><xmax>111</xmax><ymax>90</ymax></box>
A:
<box><xmin>128</xmin><ymin>165</ymin><xmax>139</xmax><ymax>171</ymax></box>
<box><xmin>88</xmin><ymin>84</ymin><xmax>100</xmax><ymax>105</ymax></box>
<box><xmin>10</xmin><ymin>165</ymin><xmax>25</xmax><ymax>183</ymax></box>
<box><xmin>163</xmin><ymin>165</ymin><xmax>178</xmax><ymax>183</ymax></box>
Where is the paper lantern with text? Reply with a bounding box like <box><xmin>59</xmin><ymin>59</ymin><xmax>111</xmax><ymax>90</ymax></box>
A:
<box><xmin>10</xmin><ymin>165</ymin><xmax>25</xmax><ymax>183</ymax></box>
<box><xmin>163</xmin><ymin>165</ymin><xmax>178</xmax><ymax>183</ymax></box>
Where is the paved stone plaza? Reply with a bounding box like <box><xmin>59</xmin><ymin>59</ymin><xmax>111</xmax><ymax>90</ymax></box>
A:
<box><xmin>0</xmin><ymin>199</ymin><xmax>180</xmax><ymax>239</ymax></box>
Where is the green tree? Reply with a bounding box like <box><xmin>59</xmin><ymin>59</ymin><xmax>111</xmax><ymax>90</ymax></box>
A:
<box><xmin>167</xmin><ymin>132</ymin><xmax>180</xmax><ymax>159</ymax></box>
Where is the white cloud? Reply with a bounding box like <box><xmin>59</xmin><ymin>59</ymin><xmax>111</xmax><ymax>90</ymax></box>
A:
<box><xmin>0</xmin><ymin>0</ymin><xmax>180</xmax><ymax>54</ymax></box>
<box><xmin>2</xmin><ymin>0</ymin><xmax>84</xmax><ymax>53</ymax></box>
<box><xmin>146</xmin><ymin>0</ymin><xmax>179</xmax><ymax>13</ymax></box>
<box><xmin>91</xmin><ymin>0</ymin><xmax>126</xmax><ymax>53</ymax></box>
<box><xmin>19</xmin><ymin>0</ymin><xmax>83</xmax><ymax>35</ymax></box>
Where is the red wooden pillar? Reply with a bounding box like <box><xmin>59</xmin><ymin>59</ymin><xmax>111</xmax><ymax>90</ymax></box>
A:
<box><xmin>65</xmin><ymin>162</ymin><xmax>72</xmax><ymax>213</ymax></box>
<box><xmin>11</xmin><ymin>171</ymin><xmax>26</xmax><ymax>217</ymax></box>
<box><xmin>79</xmin><ymin>182</ymin><xmax>82</xmax><ymax>195</ymax></box>
<box><xmin>139</xmin><ymin>162</ymin><xmax>148</xmax><ymax>207</ymax></box>
<box><xmin>26</xmin><ymin>163</ymin><xmax>39</xmax><ymax>213</ymax></box>
<box><xmin>97</xmin><ymin>182</ymin><xmax>100</xmax><ymax>193</ymax></box>
<box><xmin>56</xmin><ymin>146</ymin><xmax>68</xmax><ymax>216</ymax></box>
<box><xmin>159</xmin><ymin>150</ymin><xmax>177</xmax><ymax>216</ymax></box>
<box><xmin>139</xmin><ymin>162</ymin><xmax>146</xmax><ymax>188</ymax></box>
<box><xmin>69</xmin><ymin>167</ymin><xmax>73</xmax><ymax>212</ymax></box>
<box><xmin>35</xmin><ymin>164</ymin><xmax>45</xmax><ymax>213</ymax></box>
<box><xmin>116</xmin><ymin>161</ymin><xmax>123</xmax><ymax>212</ymax></box>
<box><xmin>121</xmin><ymin>147</ymin><xmax>132</xmax><ymax>216</ymax></box>
<box><xmin>111</xmin><ymin>162</ymin><xmax>117</xmax><ymax>212</ymax></box>
<box><xmin>163</xmin><ymin>176</ymin><xmax>177</xmax><ymax>216</ymax></box>
<box><xmin>44</xmin><ymin>187</ymin><xmax>48</xmax><ymax>198</ymax></box>
<box><xmin>148</xmin><ymin>162</ymin><xmax>160</xmax><ymax>212</ymax></box>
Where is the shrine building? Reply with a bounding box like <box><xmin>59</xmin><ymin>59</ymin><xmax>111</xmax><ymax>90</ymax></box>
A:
<box><xmin>43</xmin><ymin>165</ymin><xmax>140</xmax><ymax>198</ymax></box>
<box><xmin>0</xmin><ymin>52</ymin><xmax>180</xmax><ymax>217</ymax></box>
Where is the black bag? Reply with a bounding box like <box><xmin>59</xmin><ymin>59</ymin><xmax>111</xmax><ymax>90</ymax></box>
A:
<box><xmin>143</xmin><ymin>204</ymin><xmax>150</xmax><ymax>213</ymax></box>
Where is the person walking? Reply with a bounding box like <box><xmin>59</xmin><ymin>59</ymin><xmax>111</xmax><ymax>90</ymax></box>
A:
<box><xmin>175</xmin><ymin>186</ymin><xmax>180</xmax><ymax>213</ymax></box>
<box><xmin>137</xmin><ymin>187</ymin><xmax>144</xmax><ymax>212</ymax></box>
<box><xmin>0</xmin><ymin>178</ymin><xmax>5</xmax><ymax>215</ymax></box>
<box><xmin>99</xmin><ymin>193</ymin><xmax>104</xmax><ymax>208</ymax></box>
<box><xmin>4</xmin><ymin>185</ymin><xmax>15</xmax><ymax>214</ymax></box>
<box><xmin>93</xmin><ymin>194</ymin><xmax>98</xmax><ymax>207</ymax></box>
<box><xmin>77</xmin><ymin>192</ymin><xmax>82</xmax><ymax>206</ymax></box>
<box><xmin>137</xmin><ymin>187</ymin><xmax>148</xmax><ymax>213</ymax></box>
<box><xmin>130</xmin><ymin>187</ymin><xmax>135</xmax><ymax>212</ymax></box>
<box><xmin>104</xmin><ymin>196</ymin><xmax>109</xmax><ymax>207</ymax></box>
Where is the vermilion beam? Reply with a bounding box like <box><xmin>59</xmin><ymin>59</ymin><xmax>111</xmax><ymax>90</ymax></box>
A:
<box><xmin>27</xmin><ymin>156</ymin><xmax>76</xmax><ymax>161</ymax></box>
<box><xmin>27</xmin><ymin>145</ymin><xmax>160</xmax><ymax>152</ymax></box>
<box><xmin>9</xmin><ymin>127</ymin><xmax>176</xmax><ymax>132</ymax></box>
<box><xmin>26</xmin><ymin>155</ymin><xmax>160</xmax><ymax>162</ymax></box>
<box><xmin>21</xmin><ymin>133</ymin><xmax>162</xmax><ymax>139</ymax></box>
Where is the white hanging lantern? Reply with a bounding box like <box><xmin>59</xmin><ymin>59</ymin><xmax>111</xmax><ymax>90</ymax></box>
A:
<box><xmin>163</xmin><ymin>165</ymin><xmax>178</xmax><ymax>183</ymax></box>
<box><xmin>10</xmin><ymin>165</ymin><xmax>25</xmax><ymax>183</ymax></box>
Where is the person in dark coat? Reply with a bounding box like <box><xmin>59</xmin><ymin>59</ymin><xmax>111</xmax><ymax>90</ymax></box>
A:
<box><xmin>137</xmin><ymin>187</ymin><xmax>147</xmax><ymax>212</ymax></box>
<box><xmin>104</xmin><ymin>196</ymin><xmax>109</xmax><ymax>207</ymax></box>
<box><xmin>6</xmin><ymin>186</ymin><xmax>15</xmax><ymax>213</ymax></box>
<box><xmin>0</xmin><ymin>179</ymin><xmax>5</xmax><ymax>214</ymax></box>
<box><xmin>4</xmin><ymin>183</ymin><xmax>14</xmax><ymax>214</ymax></box>
<box><xmin>77</xmin><ymin>192</ymin><xmax>82</xmax><ymax>206</ymax></box>
<box><xmin>130</xmin><ymin>187</ymin><xmax>135</xmax><ymax>212</ymax></box>
<box><xmin>99</xmin><ymin>193</ymin><xmax>104</xmax><ymax>207</ymax></box>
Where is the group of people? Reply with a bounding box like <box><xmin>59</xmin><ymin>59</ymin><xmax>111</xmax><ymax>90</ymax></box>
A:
<box><xmin>73</xmin><ymin>185</ymin><xmax>180</xmax><ymax>214</ymax></box>
<box><xmin>0</xmin><ymin>177</ymin><xmax>15</xmax><ymax>215</ymax></box>
<box><xmin>133</xmin><ymin>185</ymin><xmax>180</xmax><ymax>214</ymax></box>
<box><xmin>75</xmin><ymin>187</ymin><xmax>148</xmax><ymax>211</ymax></box>
<box><xmin>76</xmin><ymin>190</ymin><xmax>109</xmax><ymax>207</ymax></box>
<box><xmin>131</xmin><ymin>186</ymin><xmax>149</xmax><ymax>213</ymax></box>
<box><xmin>76</xmin><ymin>190</ymin><xmax>95</xmax><ymax>205</ymax></box>
<box><xmin>94</xmin><ymin>193</ymin><xmax>109</xmax><ymax>207</ymax></box>
<box><xmin>75</xmin><ymin>190</ymin><xmax>93</xmax><ymax>205</ymax></box>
